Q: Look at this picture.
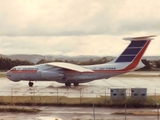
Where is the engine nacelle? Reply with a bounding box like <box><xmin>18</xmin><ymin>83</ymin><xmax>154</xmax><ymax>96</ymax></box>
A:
<box><xmin>41</xmin><ymin>71</ymin><xmax>64</xmax><ymax>79</ymax></box>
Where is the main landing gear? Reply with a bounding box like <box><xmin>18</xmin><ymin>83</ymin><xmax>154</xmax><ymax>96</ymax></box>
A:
<box><xmin>28</xmin><ymin>81</ymin><xmax>34</xmax><ymax>87</ymax></box>
<box><xmin>73</xmin><ymin>82</ymin><xmax>79</xmax><ymax>86</ymax></box>
<box><xmin>65</xmin><ymin>82</ymin><xmax>71</xmax><ymax>86</ymax></box>
<box><xmin>65</xmin><ymin>82</ymin><xmax>79</xmax><ymax>86</ymax></box>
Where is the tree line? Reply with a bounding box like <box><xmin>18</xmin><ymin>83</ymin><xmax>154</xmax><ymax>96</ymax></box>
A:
<box><xmin>0</xmin><ymin>57</ymin><xmax>33</xmax><ymax>70</ymax></box>
<box><xmin>0</xmin><ymin>57</ymin><xmax>160</xmax><ymax>71</ymax></box>
<box><xmin>36</xmin><ymin>57</ymin><xmax>111</xmax><ymax>65</ymax></box>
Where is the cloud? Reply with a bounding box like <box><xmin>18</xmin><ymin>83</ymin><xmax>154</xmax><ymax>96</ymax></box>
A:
<box><xmin>0</xmin><ymin>35</ymin><xmax>128</xmax><ymax>56</ymax></box>
<box><xmin>0</xmin><ymin>0</ymin><xmax>105</xmax><ymax>36</ymax></box>
<box><xmin>0</xmin><ymin>0</ymin><xmax>159</xmax><ymax>56</ymax></box>
<box><xmin>0</xmin><ymin>34</ymin><xmax>159</xmax><ymax>56</ymax></box>
<box><xmin>1</xmin><ymin>0</ymin><xmax>160</xmax><ymax>36</ymax></box>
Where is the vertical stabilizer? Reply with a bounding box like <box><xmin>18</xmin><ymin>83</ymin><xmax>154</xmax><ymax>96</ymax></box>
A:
<box><xmin>112</xmin><ymin>35</ymin><xmax>155</xmax><ymax>70</ymax></box>
<box><xmin>114</xmin><ymin>35</ymin><xmax>155</xmax><ymax>63</ymax></box>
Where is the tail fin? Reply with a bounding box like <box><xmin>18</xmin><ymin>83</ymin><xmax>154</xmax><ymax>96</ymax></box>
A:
<box><xmin>113</xmin><ymin>35</ymin><xmax>156</xmax><ymax>70</ymax></box>
<box><xmin>115</xmin><ymin>35</ymin><xmax>155</xmax><ymax>63</ymax></box>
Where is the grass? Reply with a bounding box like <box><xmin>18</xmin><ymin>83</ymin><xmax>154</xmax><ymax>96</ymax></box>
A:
<box><xmin>0</xmin><ymin>96</ymin><xmax>105</xmax><ymax>106</ymax></box>
<box><xmin>112</xmin><ymin>111</ymin><xmax>158</xmax><ymax>116</ymax></box>
<box><xmin>118</xmin><ymin>74</ymin><xmax>159</xmax><ymax>77</ymax></box>
<box><xmin>0</xmin><ymin>106</ymin><xmax>41</xmax><ymax>112</ymax></box>
<box><xmin>0</xmin><ymin>95</ymin><xmax>159</xmax><ymax>108</ymax></box>
<box><xmin>0</xmin><ymin>73</ymin><xmax>5</xmax><ymax>77</ymax></box>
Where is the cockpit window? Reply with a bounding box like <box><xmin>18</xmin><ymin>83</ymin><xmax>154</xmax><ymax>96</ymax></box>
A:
<box><xmin>11</xmin><ymin>68</ymin><xmax>16</xmax><ymax>70</ymax></box>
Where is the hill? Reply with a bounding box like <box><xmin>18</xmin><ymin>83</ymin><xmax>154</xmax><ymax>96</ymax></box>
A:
<box><xmin>0</xmin><ymin>54</ymin><xmax>159</xmax><ymax>64</ymax></box>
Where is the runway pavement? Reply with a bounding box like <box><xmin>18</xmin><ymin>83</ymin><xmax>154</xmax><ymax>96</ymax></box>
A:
<box><xmin>0</xmin><ymin>71</ymin><xmax>160</xmax><ymax>96</ymax></box>
<box><xmin>0</xmin><ymin>106</ymin><xmax>159</xmax><ymax>120</ymax></box>
<box><xmin>0</xmin><ymin>71</ymin><xmax>160</xmax><ymax>120</ymax></box>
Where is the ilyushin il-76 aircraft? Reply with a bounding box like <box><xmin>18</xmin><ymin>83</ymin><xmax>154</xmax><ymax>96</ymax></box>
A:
<box><xmin>5</xmin><ymin>35</ymin><xmax>155</xmax><ymax>87</ymax></box>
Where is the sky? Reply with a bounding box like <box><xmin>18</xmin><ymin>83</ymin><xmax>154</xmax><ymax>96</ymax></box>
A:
<box><xmin>0</xmin><ymin>0</ymin><xmax>160</xmax><ymax>56</ymax></box>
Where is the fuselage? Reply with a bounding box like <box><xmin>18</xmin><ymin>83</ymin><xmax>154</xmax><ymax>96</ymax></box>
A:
<box><xmin>5</xmin><ymin>61</ymin><xmax>144</xmax><ymax>83</ymax></box>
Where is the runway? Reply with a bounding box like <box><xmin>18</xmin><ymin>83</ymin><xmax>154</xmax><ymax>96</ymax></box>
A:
<box><xmin>0</xmin><ymin>71</ymin><xmax>160</xmax><ymax>120</ymax></box>
<box><xmin>0</xmin><ymin>106</ymin><xmax>159</xmax><ymax>120</ymax></box>
<box><xmin>0</xmin><ymin>71</ymin><xmax>160</xmax><ymax>96</ymax></box>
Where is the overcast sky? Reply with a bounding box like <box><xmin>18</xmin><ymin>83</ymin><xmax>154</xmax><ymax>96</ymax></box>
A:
<box><xmin>0</xmin><ymin>0</ymin><xmax>160</xmax><ymax>56</ymax></box>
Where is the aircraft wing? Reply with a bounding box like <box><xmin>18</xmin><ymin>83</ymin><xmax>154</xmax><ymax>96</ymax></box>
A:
<box><xmin>46</xmin><ymin>62</ymin><xmax>94</xmax><ymax>73</ymax></box>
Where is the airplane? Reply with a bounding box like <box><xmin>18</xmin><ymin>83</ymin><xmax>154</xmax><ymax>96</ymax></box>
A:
<box><xmin>5</xmin><ymin>35</ymin><xmax>156</xmax><ymax>87</ymax></box>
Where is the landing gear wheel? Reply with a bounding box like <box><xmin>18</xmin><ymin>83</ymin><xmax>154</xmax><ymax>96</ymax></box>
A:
<box><xmin>74</xmin><ymin>82</ymin><xmax>79</xmax><ymax>86</ymax></box>
<box><xmin>29</xmin><ymin>81</ymin><xmax>33</xmax><ymax>87</ymax></box>
<box><xmin>65</xmin><ymin>82</ymin><xmax>71</xmax><ymax>86</ymax></box>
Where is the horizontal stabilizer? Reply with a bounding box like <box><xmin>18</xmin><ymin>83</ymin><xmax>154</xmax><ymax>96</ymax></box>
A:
<box><xmin>123</xmin><ymin>35</ymin><xmax>156</xmax><ymax>41</ymax></box>
<box><xmin>46</xmin><ymin>62</ymin><xmax>94</xmax><ymax>72</ymax></box>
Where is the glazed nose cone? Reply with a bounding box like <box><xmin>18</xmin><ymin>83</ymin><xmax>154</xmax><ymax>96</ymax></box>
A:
<box><xmin>5</xmin><ymin>70</ymin><xmax>11</xmax><ymax>79</ymax></box>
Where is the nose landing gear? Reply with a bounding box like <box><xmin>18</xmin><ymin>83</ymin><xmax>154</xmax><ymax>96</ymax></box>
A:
<box><xmin>29</xmin><ymin>81</ymin><xmax>33</xmax><ymax>87</ymax></box>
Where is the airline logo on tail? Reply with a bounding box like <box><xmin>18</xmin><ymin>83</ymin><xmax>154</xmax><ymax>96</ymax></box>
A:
<box><xmin>114</xmin><ymin>35</ymin><xmax>155</xmax><ymax>71</ymax></box>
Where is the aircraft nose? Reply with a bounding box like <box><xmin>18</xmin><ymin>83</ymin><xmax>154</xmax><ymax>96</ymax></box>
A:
<box><xmin>5</xmin><ymin>70</ymin><xmax>11</xmax><ymax>78</ymax></box>
<box><xmin>5</xmin><ymin>70</ymin><xmax>20</xmax><ymax>82</ymax></box>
